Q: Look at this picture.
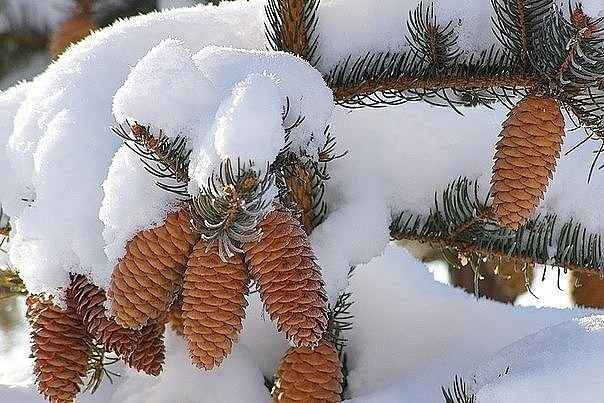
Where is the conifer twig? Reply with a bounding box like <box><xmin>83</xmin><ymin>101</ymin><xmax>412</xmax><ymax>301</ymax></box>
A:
<box><xmin>331</xmin><ymin>71</ymin><xmax>538</xmax><ymax>105</ymax></box>
<box><xmin>265</xmin><ymin>0</ymin><xmax>320</xmax><ymax>63</ymax></box>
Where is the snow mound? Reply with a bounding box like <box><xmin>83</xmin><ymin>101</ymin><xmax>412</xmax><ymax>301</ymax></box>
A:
<box><xmin>472</xmin><ymin>315</ymin><xmax>604</xmax><ymax>403</ymax></box>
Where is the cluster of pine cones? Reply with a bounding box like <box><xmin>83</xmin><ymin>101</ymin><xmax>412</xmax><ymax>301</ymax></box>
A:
<box><xmin>27</xmin><ymin>203</ymin><xmax>343</xmax><ymax>403</ymax></box>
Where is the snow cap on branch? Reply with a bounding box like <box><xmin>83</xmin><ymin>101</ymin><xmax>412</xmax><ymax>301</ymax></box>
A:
<box><xmin>112</xmin><ymin>38</ymin><xmax>219</xmax><ymax>138</ymax></box>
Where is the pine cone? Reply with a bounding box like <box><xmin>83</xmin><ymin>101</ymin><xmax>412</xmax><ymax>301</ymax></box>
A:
<box><xmin>26</xmin><ymin>294</ymin><xmax>92</xmax><ymax>403</ymax></box>
<box><xmin>182</xmin><ymin>239</ymin><xmax>249</xmax><ymax>370</ymax></box>
<box><xmin>282</xmin><ymin>161</ymin><xmax>317</xmax><ymax>234</ymax></box>
<box><xmin>491</xmin><ymin>94</ymin><xmax>565</xmax><ymax>229</ymax></box>
<box><xmin>108</xmin><ymin>208</ymin><xmax>199</xmax><ymax>329</ymax></box>
<box><xmin>272</xmin><ymin>339</ymin><xmax>343</xmax><ymax>402</ymax></box>
<box><xmin>49</xmin><ymin>16</ymin><xmax>96</xmax><ymax>59</ymax></box>
<box><xmin>243</xmin><ymin>204</ymin><xmax>328</xmax><ymax>347</ymax></box>
<box><xmin>123</xmin><ymin>320</ymin><xmax>166</xmax><ymax>376</ymax></box>
<box><xmin>67</xmin><ymin>274</ymin><xmax>165</xmax><ymax>375</ymax></box>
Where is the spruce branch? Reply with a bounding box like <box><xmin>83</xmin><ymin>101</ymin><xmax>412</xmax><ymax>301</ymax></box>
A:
<box><xmin>112</xmin><ymin>122</ymin><xmax>191</xmax><ymax>198</ymax></box>
<box><xmin>390</xmin><ymin>177</ymin><xmax>604</xmax><ymax>275</ymax></box>
<box><xmin>84</xmin><ymin>343</ymin><xmax>120</xmax><ymax>395</ymax></box>
<box><xmin>530</xmin><ymin>4</ymin><xmax>604</xmax><ymax>89</ymax></box>
<box><xmin>324</xmin><ymin>289</ymin><xmax>353</xmax><ymax>354</ymax></box>
<box><xmin>265</xmin><ymin>0</ymin><xmax>320</xmax><ymax>63</ymax></box>
<box><xmin>274</xmin><ymin>128</ymin><xmax>340</xmax><ymax>233</ymax></box>
<box><xmin>189</xmin><ymin>159</ymin><xmax>274</xmax><ymax>260</ymax></box>
<box><xmin>406</xmin><ymin>2</ymin><xmax>460</xmax><ymax>72</ymax></box>
<box><xmin>442</xmin><ymin>375</ymin><xmax>476</xmax><ymax>403</ymax></box>
<box><xmin>327</xmin><ymin>47</ymin><xmax>534</xmax><ymax>107</ymax></box>
<box><xmin>491</xmin><ymin>0</ymin><xmax>554</xmax><ymax>70</ymax></box>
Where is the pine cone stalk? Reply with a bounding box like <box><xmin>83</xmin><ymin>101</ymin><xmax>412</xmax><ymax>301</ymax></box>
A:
<box><xmin>67</xmin><ymin>274</ymin><xmax>165</xmax><ymax>375</ymax></box>
<box><xmin>182</xmin><ymin>239</ymin><xmax>249</xmax><ymax>370</ymax></box>
<box><xmin>272</xmin><ymin>339</ymin><xmax>343</xmax><ymax>402</ymax></box>
<box><xmin>490</xmin><ymin>94</ymin><xmax>565</xmax><ymax>229</ymax></box>
<box><xmin>108</xmin><ymin>208</ymin><xmax>199</xmax><ymax>329</ymax></box>
<box><xmin>243</xmin><ymin>204</ymin><xmax>328</xmax><ymax>347</ymax></box>
<box><xmin>26</xmin><ymin>294</ymin><xmax>92</xmax><ymax>403</ymax></box>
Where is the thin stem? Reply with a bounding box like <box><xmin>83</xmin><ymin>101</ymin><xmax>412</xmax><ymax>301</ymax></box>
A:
<box><xmin>331</xmin><ymin>72</ymin><xmax>539</xmax><ymax>103</ymax></box>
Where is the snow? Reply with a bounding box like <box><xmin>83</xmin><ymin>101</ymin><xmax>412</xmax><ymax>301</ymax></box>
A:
<box><xmin>100</xmin><ymin>145</ymin><xmax>181</xmax><ymax>272</ymax></box>
<box><xmin>316</xmin><ymin>0</ymin><xmax>500</xmax><ymax>73</ymax></box>
<box><xmin>1</xmin><ymin>1</ymin><xmax>604</xmax><ymax>402</ymax></box>
<box><xmin>212</xmin><ymin>73</ymin><xmax>285</xmax><ymax>165</ymax></box>
<box><xmin>472</xmin><ymin>315</ymin><xmax>604</xmax><ymax>403</ymax></box>
<box><xmin>112</xmin><ymin>38</ymin><xmax>219</xmax><ymax>139</ymax></box>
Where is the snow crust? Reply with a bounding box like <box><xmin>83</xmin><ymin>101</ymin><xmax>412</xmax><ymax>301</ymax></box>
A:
<box><xmin>1</xmin><ymin>1</ymin><xmax>604</xmax><ymax>402</ymax></box>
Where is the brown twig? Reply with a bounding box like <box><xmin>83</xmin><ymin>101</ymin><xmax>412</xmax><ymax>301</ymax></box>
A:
<box><xmin>330</xmin><ymin>72</ymin><xmax>540</xmax><ymax>103</ymax></box>
<box><xmin>447</xmin><ymin>206</ymin><xmax>493</xmax><ymax>242</ymax></box>
<box><xmin>130</xmin><ymin>123</ymin><xmax>190</xmax><ymax>183</ymax></box>
<box><xmin>391</xmin><ymin>230</ymin><xmax>602</xmax><ymax>276</ymax></box>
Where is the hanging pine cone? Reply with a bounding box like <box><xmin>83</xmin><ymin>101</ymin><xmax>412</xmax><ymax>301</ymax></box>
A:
<box><xmin>108</xmin><ymin>208</ymin><xmax>199</xmax><ymax>329</ymax></box>
<box><xmin>67</xmin><ymin>274</ymin><xmax>165</xmax><ymax>375</ymax></box>
<box><xmin>182</xmin><ymin>239</ymin><xmax>249</xmax><ymax>370</ymax></box>
<box><xmin>491</xmin><ymin>94</ymin><xmax>565</xmax><ymax>229</ymax></box>
<box><xmin>49</xmin><ymin>16</ymin><xmax>97</xmax><ymax>59</ymax></box>
<box><xmin>123</xmin><ymin>320</ymin><xmax>166</xmax><ymax>376</ymax></box>
<box><xmin>282</xmin><ymin>161</ymin><xmax>317</xmax><ymax>235</ymax></box>
<box><xmin>26</xmin><ymin>294</ymin><xmax>92</xmax><ymax>403</ymax></box>
<box><xmin>243</xmin><ymin>204</ymin><xmax>328</xmax><ymax>347</ymax></box>
<box><xmin>272</xmin><ymin>339</ymin><xmax>343</xmax><ymax>402</ymax></box>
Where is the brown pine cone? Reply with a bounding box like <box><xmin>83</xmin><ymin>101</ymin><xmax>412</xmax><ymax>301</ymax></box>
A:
<box><xmin>66</xmin><ymin>274</ymin><xmax>165</xmax><ymax>375</ymax></box>
<box><xmin>243</xmin><ymin>204</ymin><xmax>328</xmax><ymax>347</ymax></box>
<box><xmin>108</xmin><ymin>208</ymin><xmax>199</xmax><ymax>329</ymax></box>
<box><xmin>282</xmin><ymin>161</ymin><xmax>317</xmax><ymax>234</ymax></box>
<box><xmin>26</xmin><ymin>294</ymin><xmax>92</xmax><ymax>403</ymax></box>
<box><xmin>491</xmin><ymin>94</ymin><xmax>565</xmax><ymax>229</ymax></box>
<box><xmin>49</xmin><ymin>16</ymin><xmax>97</xmax><ymax>59</ymax></box>
<box><xmin>182</xmin><ymin>239</ymin><xmax>249</xmax><ymax>370</ymax></box>
<box><xmin>272</xmin><ymin>339</ymin><xmax>343</xmax><ymax>402</ymax></box>
<box><xmin>123</xmin><ymin>320</ymin><xmax>166</xmax><ymax>376</ymax></box>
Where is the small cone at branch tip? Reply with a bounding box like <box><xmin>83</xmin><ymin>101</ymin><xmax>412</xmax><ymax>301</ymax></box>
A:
<box><xmin>243</xmin><ymin>203</ymin><xmax>328</xmax><ymax>347</ymax></box>
<box><xmin>272</xmin><ymin>339</ymin><xmax>343</xmax><ymax>402</ymax></box>
<box><xmin>67</xmin><ymin>274</ymin><xmax>143</xmax><ymax>358</ymax></box>
<box><xmin>182</xmin><ymin>239</ymin><xmax>249</xmax><ymax>370</ymax></box>
<box><xmin>124</xmin><ymin>320</ymin><xmax>166</xmax><ymax>376</ymax></box>
<box><xmin>66</xmin><ymin>273</ymin><xmax>166</xmax><ymax>375</ymax></box>
<box><xmin>108</xmin><ymin>208</ymin><xmax>199</xmax><ymax>329</ymax></box>
<box><xmin>490</xmin><ymin>94</ymin><xmax>565</xmax><ymax>230</ymax></box>
<box><xmin>26</xmin><ymin>294</ymin><xmax>92</xmax><ymax>403</ymax></box>
<box><xmin>49</xmin><ymin>16</ymin><xmax>97</xmax><ymax>59</ymax></box>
